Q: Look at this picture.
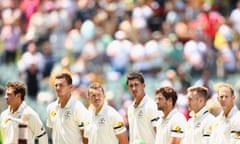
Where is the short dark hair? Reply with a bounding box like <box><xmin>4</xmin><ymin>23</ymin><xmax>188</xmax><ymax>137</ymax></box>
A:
<box><xmin>55</xmin><ymin>73</ymin><xmax>72</xmax><ymax>85</ymax></box>
<box><xmin>126</xmin><ymin>72</ymin><xmax>145</xmax><ymax>85</ymax></box>
<box><xmin>187</xmin><ymin>86</ymin><xmax>209</xmax><ymax>101</ymax></box>
<box><xmin>155</xmin><ymin>86</ymin><xmax>178</xmax><ymax>106</ymax></box>
<box><xmin>6</xmin><ymin>81</ymin><xmax>26</xmax><ymax>101</ymax></box>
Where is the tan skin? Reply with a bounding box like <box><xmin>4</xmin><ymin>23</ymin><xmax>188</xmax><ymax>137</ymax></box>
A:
<box><xmin>6</xmin><ymin>87</ymin><xmax>22</xmax><ymax>113</ymax></box>
<box><xmin>127</xmin><ymin>79</ymin><xmax>145</xmax><ymax>107</ymax></box>
<box><xmin>88</xmin><ymin>87</ymin><xmax>129</xmax><ymax>144</ymax></box>
<box><xmin>187</xmin><ymin>91</ymin><xmax>205</xmax><ymax>113</ymax></box>
<box><xmin>155</xmin><ymin>93</ymin><xmax>182</xmax><ymax>144</ymax></box>
<box><xmin>54</xmin><ymin>78</ymin><xmax>72</xmax><ymax>108</ymax></box>
<box><xmin>53</xmin><ymin>77</ymin><xmax>88</xmax><ymax>144</ymax></box>
<box><xmin>217</xmin><ymin>86</ymin><xmax>235</xmax><ymax>117</ymax></box>
<box><xmin>127</xmin><ymin>79</ymin><xmax>157</xmax><ymax>132</ymax></box>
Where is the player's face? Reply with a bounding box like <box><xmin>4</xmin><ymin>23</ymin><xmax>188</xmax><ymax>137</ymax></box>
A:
<box><xmin>5</xmin><ymin>87</ymin><xmax>18</xmax><ymax>106</ymax></box>
<box><xmin>127</xmin><ymin>79</ymin><xmax>145</xmax><ymax>99</ymax></box>
<box><xmin>155</xmin><ymin>93</ymin><xmax>168</xmax><ymax>111</ymax></box>
<box><xmin>88</xmin><ymin>88</ymin><xmax>105</xmax><ymax>110</ymax></box>
<box><xmin>54</xmin><ymin>78</ymin><xmax>72</xmax><ymax>98</ymax></box>
<box><xmin>187</xmin><ymin>91</ymin><xmax>200</xmax><ymax>113</ymax></box>
<box><xmin>217</xmin><ymin>86</ymin><xmax>235</xmax><ymax>112</ymax></box>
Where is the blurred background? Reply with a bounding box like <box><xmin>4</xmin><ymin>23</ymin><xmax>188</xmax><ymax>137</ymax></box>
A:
<box><xmin>1</xmin><ymin>0</ymin><xmax>240</xmax><ymax>143</ymax></box>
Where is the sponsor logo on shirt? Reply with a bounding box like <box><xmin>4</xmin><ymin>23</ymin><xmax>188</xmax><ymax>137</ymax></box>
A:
<box><xmin>3</xmin><ymin>118</ymin><xmax>10</xmax><ymax>124</ymax></box>
<box><xmin>51</xmin><ymin>111</ymin><xmax>56</xmax><ymax>117</ymax></box>
<box><xmin>171</xmin><ymin>125</ymin><xmax>183</xmax><ymax>133</ymax></box>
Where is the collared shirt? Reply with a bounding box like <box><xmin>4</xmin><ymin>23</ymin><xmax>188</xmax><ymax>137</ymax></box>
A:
<box><xmin>128</xmin><ymin>95</ymin><xmax>159</xmax><ymax>144</ymax></box>
<box><xmin>84</xmin><ymin>103</ymin><xmax>126</xmax><ymax>144</ymax></box>
<box><xmin>182</xmin><ymin>106</ymin><xmax>216</xmax><ymax>144</ymax></box>
<box><xmin>0</xmin><ymin>101</ymin><xmax>47</xmax><ymax>144</ymax></box>
<box><xmin>47</xmin><ymin>96</ymin><xmax>88</xmax><ymax>144</ymax></box>
<box><xmin>155</xmin><ymin>108</ymin><xmax>187</xmax><ymax>144</ymax></box>
<box><xmin>210</xmin><ymin>106</ymin><xmax>240</xmax><ymax>144</ymax></box>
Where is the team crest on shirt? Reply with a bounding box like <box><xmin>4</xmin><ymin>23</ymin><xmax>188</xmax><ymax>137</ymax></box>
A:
<box><xmin>195</xmin><ymin>123</ymin><xmax>200</xmax><ymax>128</ymax></box>
<box><xmin>64</xmin><ymin>110</ymin><xmax>72</xmax><ymax>120</ymax></box>
<box><xmin>98</xmin><ymin>118</ymin><xmax>106</xmax><ymax>126</ymax></box>
<box><xmin>137</xmin><ymin>110</ymin><xmax>144</xmax><ymax>118</ymax></box>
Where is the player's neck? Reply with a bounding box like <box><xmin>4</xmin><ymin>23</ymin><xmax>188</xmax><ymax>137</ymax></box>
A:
<box><xmin>134</xmin><ymin>95</ymin><xmax>144</xmax><ymax>108</ymax></box>
<box><xmin>223</xmin><ymin>105</ymin><xmax>233</xmax><ymax>117</ymax></box>
<box><xmin>10</xmin><ymin>102</ymin><xmax>21</xmax><ymax>113</ymax></box>
<box><xmin>163</xmin><ymin>107</ymin><xmax>174</xmax><ymax>119</ymax></box>
<box><xmin>58</xmin><ymin>95</ymin><xmax>71</xmax><ymax>108</ymax></box>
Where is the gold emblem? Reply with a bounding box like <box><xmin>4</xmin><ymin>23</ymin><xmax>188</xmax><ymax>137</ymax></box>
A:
<box><xmin>174</xmin><ymin>125</ymin><xmax>181</xmax><ymax>132</ymax></box>
<box><xmin>3</xmin><ymin>118</ymin><xmax>10</xmax><ymax>124</ymax></box>
<box><xmin>51</xmin><ymin>111</ymin><xmax>56</xmax><ymax>117</ymax></box>
<box><xmin>117</xmin><ymin>122</ymin><xmax>123</xmax><ymax>127</ymax></box>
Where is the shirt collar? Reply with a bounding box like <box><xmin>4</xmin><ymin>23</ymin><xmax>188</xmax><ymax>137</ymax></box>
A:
<box><xmin>220</xmin><ymin>106</ymin><xmax>238</xmax><ymax>119</ymax></box>
<box><xmin>96</xmin><ymin>103</ymin><xmax>107</xmax><ymax>116</ymax></box>
<box><xmin>133</xmin><ymin>95</ymin><xmax>148</xmax><ymax>108</ymax></box>
<box><xmin>165</xmin><ymin>108</ymin><xmax>178</xmax><ymax>120</ymax></box>
<box><xmin>58</xmin><ymin>96</ymin><xmax>74</xmax><ymax>109</ymax></box>
<box><xmin>8</xmin><ymin>101</ymin><xmax>27</xmax><ymax>114</ymax></box>
<box><xmin>89</xmin><ymin>102</ymin><xmax>107</xmax><ymax>116</ymax></box>
<box><xmin>189</xmin><ymin>106</ymin><xmax>208</xmax><ymax>118</ymax></box>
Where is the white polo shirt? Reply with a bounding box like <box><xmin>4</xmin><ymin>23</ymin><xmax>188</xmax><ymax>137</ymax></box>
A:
<box><xmin>182</xmin><ymin>106</ymin><xmax>216</xmax><ymax>144</ymax></box>
<box><xmin>210</xmin><ymin>106</ymin><xmax>240</xmax><ymax>144</ymax></box>
<box><xmin>128</xmin><ymin>95</ymin><xmax>159</xmax><ymax>144</ymax></box>
<box><xmin>0</xmin><ymin>101</ymin><xmax>47</xmax><ymax>144</ymax></box>
<box><xmin>84</xmin><ymin>103</ymin><xmax>126</xmax><ymax>144</ymax></box>
<box><xmin>155</xmin><ymin>108</ymin><xmax>187</xmax><ymax>144</ymax></box>
<box><xmin>47</xmin><ymin>96</ymin><xmax>88</xmax><ymax>144</ymax></box>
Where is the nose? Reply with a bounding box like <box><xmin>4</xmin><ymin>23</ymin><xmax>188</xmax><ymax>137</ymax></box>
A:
<box><xmin>95</xmin><ymin>95</ymin><xmax>100</xmax><ymax>100</ymax></box>
<box><xmin>4</xmin><ymin>95</ymin><xmax>8</xmax><ymax>99</ymax></box>
<box><xmin>221</xmin><ymin>96</ymin><xmax>227</xmax><ymax>101</ymax></box>
<box><xmin>55</xmin><ymin>85</ymin><xmax>61</xmax><ymax>90</ymax></box>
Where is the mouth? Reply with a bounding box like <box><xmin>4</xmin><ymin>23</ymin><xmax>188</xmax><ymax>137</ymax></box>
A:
<box><xmin>132</xmin><ymin>91</ymin><xmax>137</xmax><ymax>95</ymax></box>
<box><xmin>95</xmin><ymin>100</ymin><xmax>101</xmax><ymax>104</ymax></box>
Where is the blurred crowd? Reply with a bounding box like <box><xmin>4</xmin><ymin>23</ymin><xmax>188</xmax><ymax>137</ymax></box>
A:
<box><xmin>1</xmin><ymin>0</ymin><xmax>240</xmax><ymax>127</ymax></box>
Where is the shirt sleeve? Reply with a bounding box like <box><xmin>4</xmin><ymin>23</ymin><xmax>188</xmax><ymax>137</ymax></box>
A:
<box><xmin>170</xmin><ymin>113</ymin><xmax>187</xmax><ymax>138</ymax></box>
<box><xmin>74</xmin><ymin>101</ymin><xmax>88</xmax><ymax>130</ymax></box>
<box><xmin>202</xmin><ymin>115</ymin><xmax>215</xmax><ymax>139</ymax></box>
<box><xmin>231</xmin><ymin>112</ymin><xmax>240</xmax><ymax>143</ymax></box>
<box><xmin>46</xmin><ymin>105</ymin><xmax>53</xmax><ymax>128</ymax></box>
<box><xmin>146</xmin><ymin>100</ymin><xmax>160</xmax><ymax>128</ymax></box>
<box><xmin>25</xmin><ymin>108</ymin><xmax>47</xmax><ymax>139</ymax></box>
<box><xmin>111</xmin><ymin>109</ymin><xmax>126</xmax><ymax>135</ymax></box>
